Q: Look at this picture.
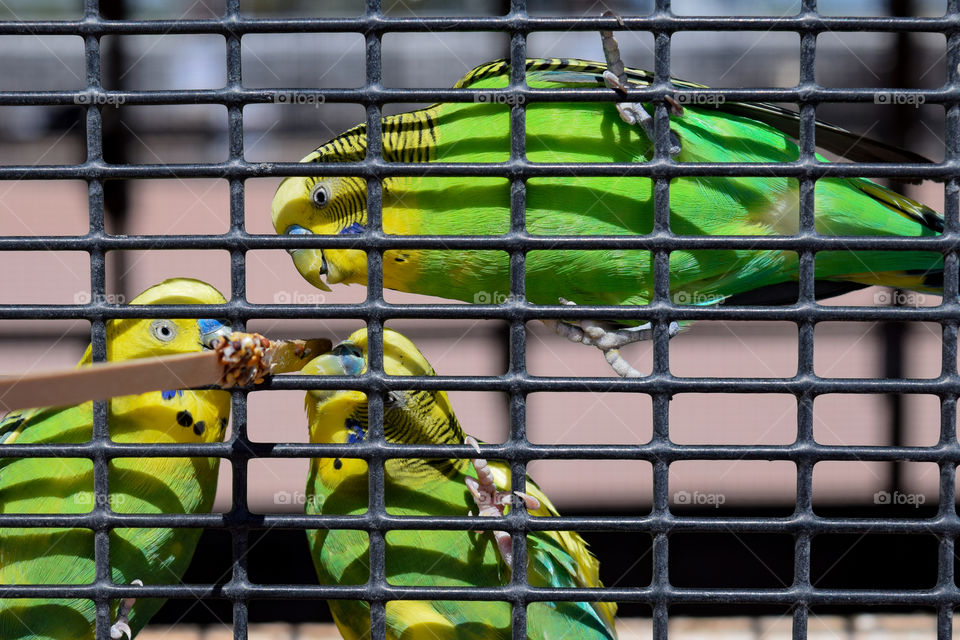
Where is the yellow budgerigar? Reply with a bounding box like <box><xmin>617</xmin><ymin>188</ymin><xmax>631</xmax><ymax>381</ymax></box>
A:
<box><xmin>301</xmin><ymin>328</ymin><xmax>618</xmax><ymax>640</ymax></box>
<box><xmin>0</xmin><ymin>278</ymin><xmax>234</xmax><ymax>640</ymax></box>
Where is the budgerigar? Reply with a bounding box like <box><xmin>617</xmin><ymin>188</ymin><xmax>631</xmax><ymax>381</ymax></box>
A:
<box><xmin>272</xmin><ymin>49</ymin><xmax>944</xmax><ymax>376</ymax></box>
<box><xmin>301</xmin><ymin>328</ymin><xmax>618</xmax><ymax>640</ymax></box>
<box><xmin>0</xmin><ymin>278</ymin><xmax>233</xmax><ymax>640</ymax></box>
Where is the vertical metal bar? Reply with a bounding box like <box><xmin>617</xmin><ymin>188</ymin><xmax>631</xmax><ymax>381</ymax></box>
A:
<box><xmin>652</xmin><ymin>1</ymin><xmax>672</xmax><ymax>637</ymax></box>
<box><xmin>363</xmin><ymin>2</ymin><xmax>387</xmax><ymax>639</ymax></box>
<box><xmin>81</xmin><ymin>2</ymin><xmax>113</xmax><ymax>638</ymax></box>
<box><xmin>794</xmin><ymin>1</ymin><xmax>818</xmax><ymax>636</ymax></box>
<box><xmin>224</xmin><ymin>1</ymin><xmax>250</xmax><ymax>638</ymax></box>
<box><xmin>507</xmin><ymin>2</ymin><xmax>529</xmax><ymax>637</ymax></box>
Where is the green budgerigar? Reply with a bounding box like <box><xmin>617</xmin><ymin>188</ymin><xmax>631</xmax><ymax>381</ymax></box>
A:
<box><xmin>301</xmin><ymin>327</ymin><xmax>617</xmax><ymax>640</ymax></box>
<box><xmin>0</xmin><ymin>278</ymin><xmax>233</xmax><ymax>640</ymax></box>
<box><xmin>272</xmin><ymin>48</ymin><xmax>945</xmax><ymax>375</ymax></box>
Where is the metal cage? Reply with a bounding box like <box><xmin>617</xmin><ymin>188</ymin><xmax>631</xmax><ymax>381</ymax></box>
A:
<box><xmin>0</xmin><ymin>0</ymin><xmax>957</xmax><ymax>638</ymax></box>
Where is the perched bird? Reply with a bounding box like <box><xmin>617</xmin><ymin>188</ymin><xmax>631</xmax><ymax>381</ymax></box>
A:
<box><xmin>272</xmin><ymin>44</ymin><xmax>944</xmax><ymax>376</ymax></box>
<box><xmin>0</xmin><ymin>278</ymin><xmax>234</xmax><ymax>640</ymax></box>
<box><xmin>302</xmin><ymin>328</ymin><xmax>617</xmax><ymax>640</ymax></box>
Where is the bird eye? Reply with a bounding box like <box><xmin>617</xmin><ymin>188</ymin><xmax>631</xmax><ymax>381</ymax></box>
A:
<box><xmin>150</xmin><ymin>319</ymin><xmax>178</xmax><ymax>343</ymax></box>
<box><xmin>310</xmin><ymin>182</ymin><xmax>331</xmax><ymax>209</ymax></box>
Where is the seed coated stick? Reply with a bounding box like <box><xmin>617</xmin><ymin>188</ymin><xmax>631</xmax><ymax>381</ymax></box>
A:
<box><xmin>0</xmin><ymin>336</ymin><xmax>331</xmax><ymax>414</ymax></box>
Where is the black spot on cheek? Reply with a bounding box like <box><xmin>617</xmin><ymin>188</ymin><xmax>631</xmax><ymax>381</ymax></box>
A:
<box><xmin>193</xmin><ymin>421</ymin><xmax>206</xmax><ymax>436</ymax></box>
<box><xmin>176</xmin><ymin>411</ymin><xmax>193</xmax><ymax>427</ymax></box>
<box><xmin>333</xmin><ymin>459</ymin><xmax>343</xmax><ymax>470</ymax></box>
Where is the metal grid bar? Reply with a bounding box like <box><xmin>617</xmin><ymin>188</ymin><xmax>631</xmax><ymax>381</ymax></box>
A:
<box><xmin>0</xmin><ymin>1</ymin><xmax>957</xmax><ymax>639</ymax></box>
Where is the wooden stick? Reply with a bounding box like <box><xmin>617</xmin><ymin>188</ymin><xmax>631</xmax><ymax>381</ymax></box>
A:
<box><xmin>0</xmin><ymin>336</ymin><xmax>331</xmax><ymax>414</ymax></box>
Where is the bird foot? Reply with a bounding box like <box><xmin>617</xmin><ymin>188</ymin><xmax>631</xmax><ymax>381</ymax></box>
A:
<box><xmin>600</xmin><ymin>10</ymin><xmax>681</xmax><ymax>155</ymax></box>
<box><xmin>548</xmin><ymin>298</ymin><xmax>680</xmax><ymax>378</ymax></box>
<box><xmin>110</xmin><ymin>579</ymin><xmax>143</xmax><ymax>640</ymax></box>
<box><xmin>464</xmin><ymin>436</ymin><xmax>540</xmax><ymax>569</ymax></box>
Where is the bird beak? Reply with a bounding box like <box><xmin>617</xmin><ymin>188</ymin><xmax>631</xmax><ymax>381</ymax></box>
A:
<box><xmin>303</xmin><ymin>352</ymin><xmax>349</xmax><ymax>377</ymax></box>
<box><xmin>291</xmin><ymin>248</ymin><xmax>333</xmax><ymax>292</ymax></box>
<box><xmin>303</xmin><ymin>351</ymin><xmax>363</xmax><ymax>403</ymax></box>
<box><xmin>272</xmin><ymin>178</ymin><xmax>334</xmax><ymax>293</ymax></box>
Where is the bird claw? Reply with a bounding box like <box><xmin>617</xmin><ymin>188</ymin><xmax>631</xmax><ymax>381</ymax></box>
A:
<box><xmin>547</xmin><ymin>298</ymin><xmax>680</xmax><ymax>378</ymax></box>
<box><xmin>600</xmin><ymin>12</ymin><xmax>681</xmax><ymax>156</ymax></box>
<box><xmin>463</xmin><ymin>437</ymin><xmax>540</xmax><ymax>569</ymax></box>
<box><xmin>110</xmin><ymin>579</ymin><xmax>142</xmax><ymax>640</ymax></box>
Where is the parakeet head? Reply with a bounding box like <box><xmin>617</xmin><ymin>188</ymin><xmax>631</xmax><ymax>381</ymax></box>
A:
<box><xmin>272</xmin><ymin>144</ymin><xmax>370</xmax><ymax>292</ymax></box>
<box><xmin>302</xmin><ymin>328</ymin><xmax>467</xmax><ymax>485</ymax></box>
<box><xmin>79</xmin><ymin>278</ymin><xmax>233</xmax><ymax>443</ymax></box>
<box><xmin>78</xmin><ymin>278</ymin><xmax>232</xmax><ymax>363</ymax></box>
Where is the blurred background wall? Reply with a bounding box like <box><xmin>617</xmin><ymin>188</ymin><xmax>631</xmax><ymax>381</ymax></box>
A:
<box><xmin>0</xmin><ymin>0</ymin><xmax>953</xmax><ymax>625</ymax></box>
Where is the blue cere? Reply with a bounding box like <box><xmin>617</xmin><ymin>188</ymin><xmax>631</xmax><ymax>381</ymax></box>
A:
<box><xmin>339</xmin><ymin>222</ymin><xmax>365</xmax><ymax>235</ymax></box>
<box><xmin>162</xmin><ymin>389</ymin><xmax>183</xmax><ymax>400</ymax></box>
<box><xmin>345</xmin><ymin>418</ymin><xmax>366</xmax><ymax>444</ymax></box>
<box><xmin>197</xmin><ymin>318</ymin><xmax>225</xmax><ymax>335</ymax></box>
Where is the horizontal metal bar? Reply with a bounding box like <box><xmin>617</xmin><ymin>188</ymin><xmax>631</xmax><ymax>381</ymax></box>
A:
<box><xmin>0</xmin><ymin>301</ymin><xmax>957</xmax><ymax>323</ymax></box>
<box><xmin>0</xmin><ymin>15</ymin><xmax>952</xmax><ymax>36</ymax></box>
<box><xmin>1</xmin><ymin>232</ymin><xmax>958</xmax><ymax>252</ymax></box>
<box><xmin>0</xmin><ymin>511</ymin><xmax>954</xmax><ymax>535</ymax></box>
<box><xmin>1</xmin><ymin>582</ymin><xmax>958</xmax><ymax>607</ymax></box>
<box><xmin>2</xmin><ymin>440</ymin><xmax>957</xmax><ymax>462</ymax></box>
<box><xmin>0</xmin><ymin>160</ymin><xmax>952</xmax><ymax>180</ymax></box>
<box><xmin>0</xmin><ymin>86</ymin><xmax>951</xmax><ymax>107</ymax></box>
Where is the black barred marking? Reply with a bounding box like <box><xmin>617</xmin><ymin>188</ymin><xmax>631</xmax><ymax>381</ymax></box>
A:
<box><xmin>176</xmin><ymin>410</ymin><xmax>193</xmax><ymax>427</ymax></box>
<box><xmin>308</xmin><ymin>108</ymin><xmax>440</xmax><ymax>166</ymax></box>
<box><xmin>336</xmin><ymin>388</ymin><xmax>467</xmax><ymax>481</ymax></box>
